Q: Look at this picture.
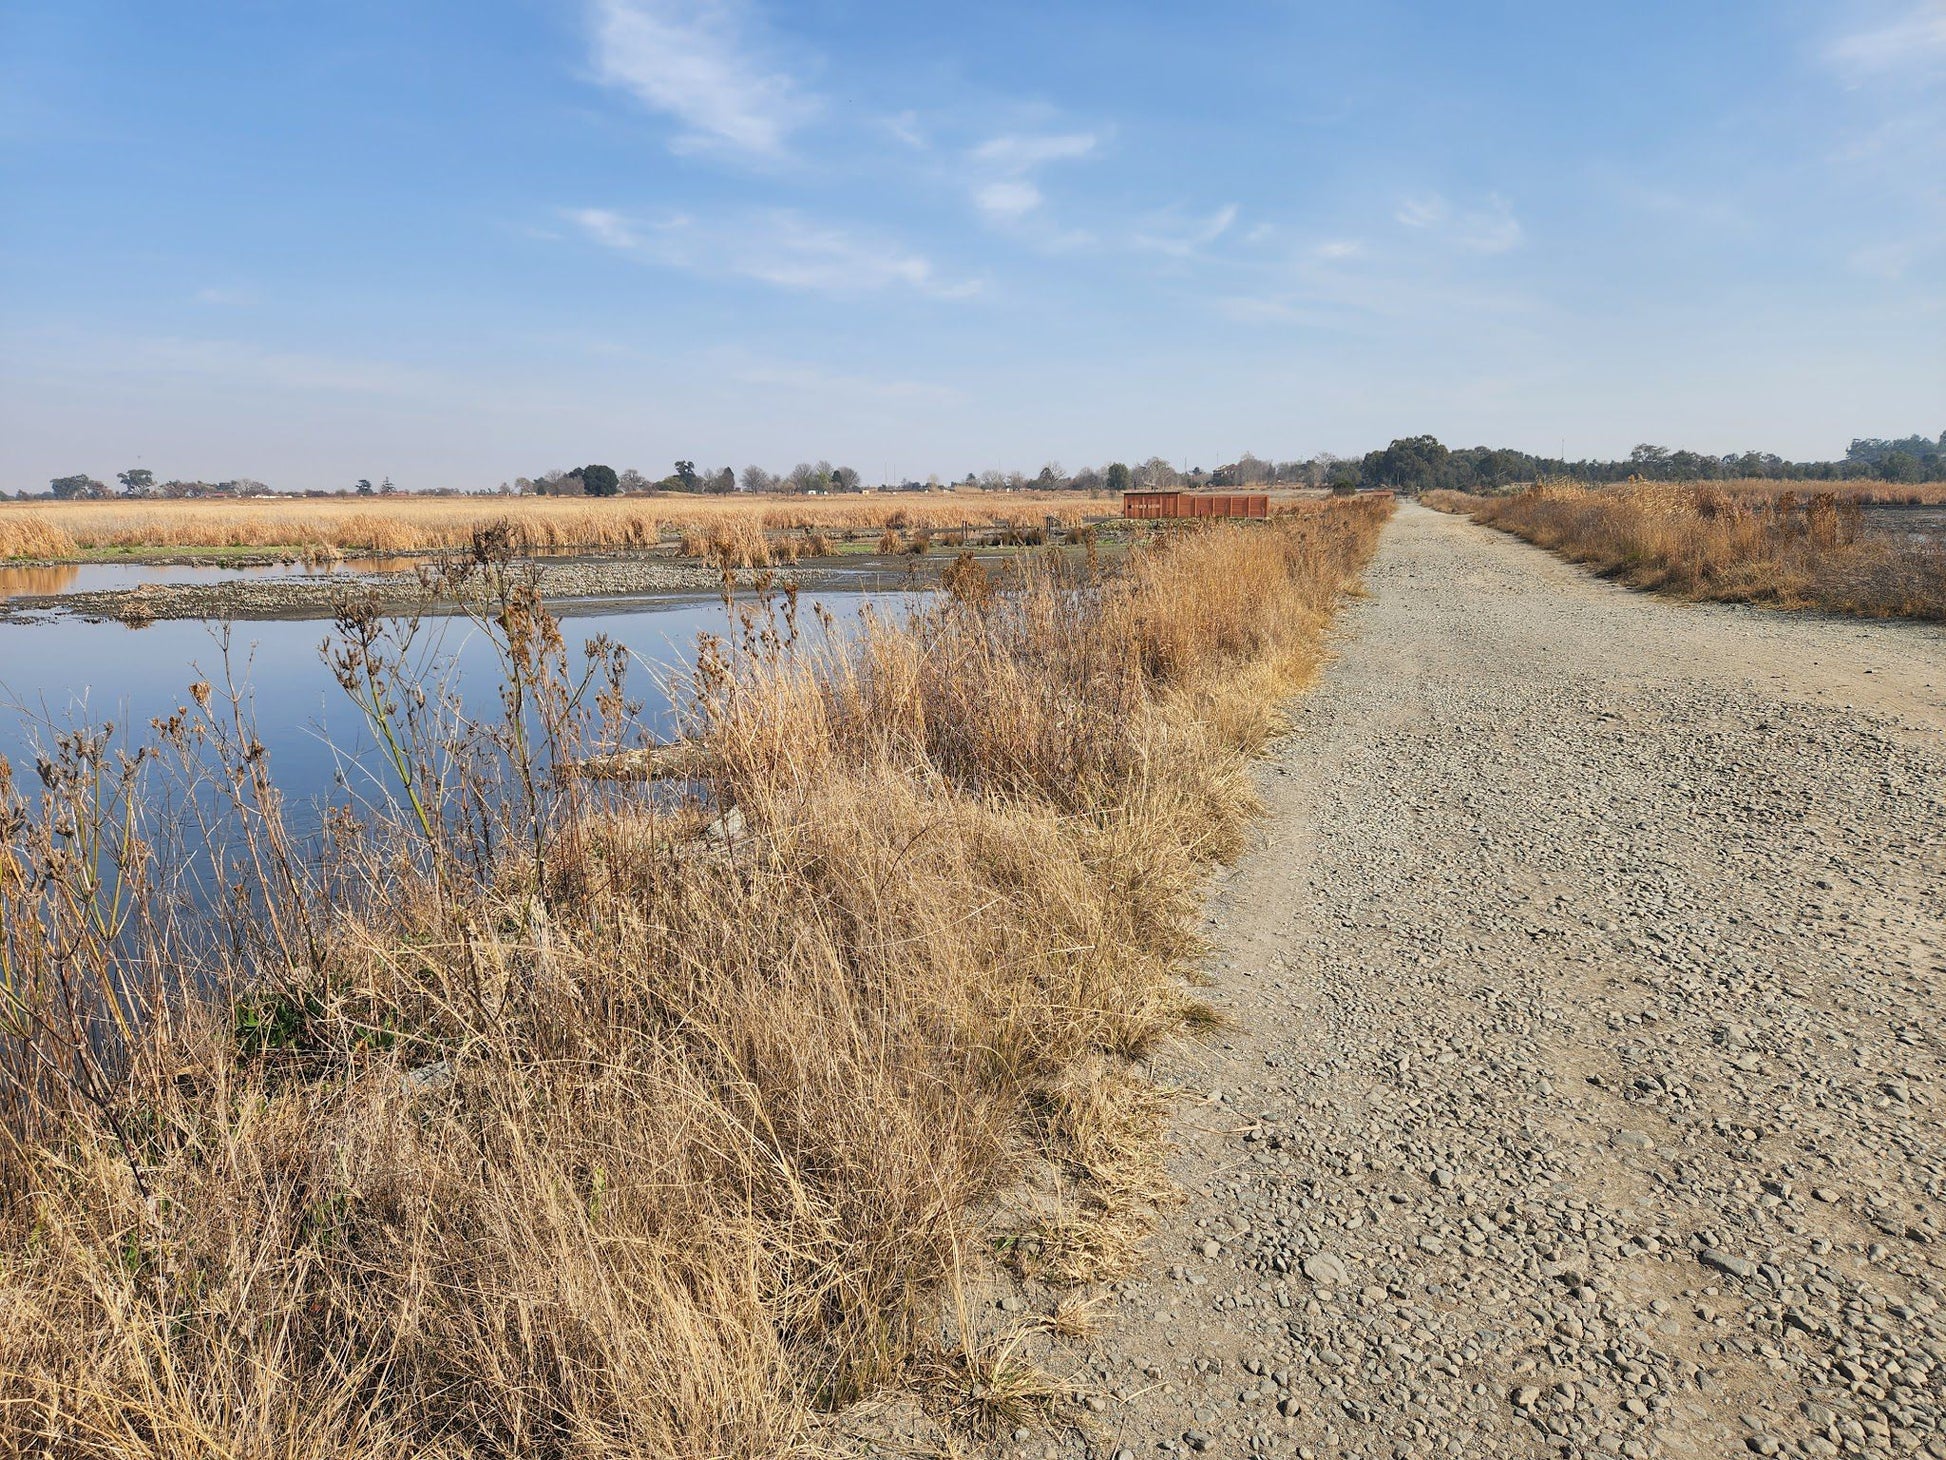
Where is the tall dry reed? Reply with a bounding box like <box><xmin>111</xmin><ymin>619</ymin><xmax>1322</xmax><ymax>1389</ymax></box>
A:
<box><xmin>0</xmin><ymin>515</ymin><xmax>78</xmax><ymax>559</ymax></box>
<box><xmin>0</xmin><ymin>501</ymin><xmax>1389</xmax><ymax>1457</ymax></box>
<box><xmin>0</xmin><ymin>492</ymin><xmax>1106</xmax><ymax>559</ymax></box>
<box><xmin>1430</xmin><ymin>481</ymin><xmax>1945</xmax><ymax>619</ymax></box>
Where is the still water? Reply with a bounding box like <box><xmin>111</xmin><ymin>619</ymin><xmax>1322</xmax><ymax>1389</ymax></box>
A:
<box><xmin>0</xmin><ymin>592</ymin><xmax>873</xmax><ymax>819</ymax></box>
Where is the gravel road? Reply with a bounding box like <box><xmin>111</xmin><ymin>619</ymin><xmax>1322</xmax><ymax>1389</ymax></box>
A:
<box><xmin>1006</xmin><ymin>503</ymin><xmax>1946</xmax><ymax>1460</ymax></box>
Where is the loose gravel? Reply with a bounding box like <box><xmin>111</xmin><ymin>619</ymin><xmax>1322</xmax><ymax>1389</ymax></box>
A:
<box><xmin>993</xmin><ymin>504</ymin><xmax>1946</xmax><ymax>1460</ymax></box>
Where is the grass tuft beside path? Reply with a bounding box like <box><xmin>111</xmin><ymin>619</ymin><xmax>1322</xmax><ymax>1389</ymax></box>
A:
<box><xmin>1426</xmin><ymin>481</ymin><xmax>1945</xmax><ymax>619</ymax></box>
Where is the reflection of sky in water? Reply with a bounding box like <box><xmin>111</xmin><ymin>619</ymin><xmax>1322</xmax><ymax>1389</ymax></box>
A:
<box><xmin>0</xmin><ymin>594</ymin><xmax>875</xmax><ymax>826</ymax></box>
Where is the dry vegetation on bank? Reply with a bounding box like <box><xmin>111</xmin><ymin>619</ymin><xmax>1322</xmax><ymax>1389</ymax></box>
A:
<box><xmin>1678</xmin><ymin>477</ymin><xmax>1946</xmax><ymax>506</ymax></box>
<box><xmin>0</xmin><ymin>491</ymin><xmax>1109</xmax><ymax>562</ymax></box>
<box><xmin>0</xmin><ymin>499</ymin><xmax>1390</xmax><ymax>1457</ymax></box>
<box><xmin>1426</xmin><ymin>481</ymin><xmax>1946</xmax><ymax>619</ymax></box>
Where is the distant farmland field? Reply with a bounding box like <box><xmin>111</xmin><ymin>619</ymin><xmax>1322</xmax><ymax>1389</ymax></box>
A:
<box><xmin>0</xmin><ymin>490</ymin><xmax>1113</xmax><ymax>560</ymax></box>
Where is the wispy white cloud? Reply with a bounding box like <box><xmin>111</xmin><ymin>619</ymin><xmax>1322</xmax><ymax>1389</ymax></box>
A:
<box><xmin>965</xmin><ymin>130</ymin><xmax>1100</xmax><ymax>231</ymax></box>
<box><xmin>1394</xmin><ymin>196</ymin><xmax>1448</xmax><ymax>230</ymax></box>
<box><xmin>1828</xmin><ymin>3</ymin><xmax>1946</xmax><ymax>78</ymax></box>
<box><xmin>1396</xmin><ymin>192</ymin><xmax>1523</xmax><ymax>253</ymax></box>
<box><xmin>588</xmin><ymin>0</ymin><xmax>817</xmax><ymax>157</ymax></box>
<box><xmin>883</xmin><ymin>110</ymin><xmax>927</xmax><ymax>149</ymax></box>
<box><xmin>975</xmin><ymin>180</ymin><xmax>1043</xmax><ymax>220</ymax></box>
<box><xmin>1312</xmin><ymin>239</ymin><xmax>1364</xmax><ymax>260</ymax></box>
<box><xmin>568</xmin><ymin>206</ymin><xmax>981</xmax><ymax>297</ymax></box>
<box><xmin>1134</xmin><ymin>203</ymin><xmax>1238</xmax><ymax>258</ymax></box>
<box><xmin>573</xmin><ymin>207</ymin><xmax>641</xmax><ymax>250</ymax></box>
<box><xmin>971</xmin><ymin>132</ymin><xmax>1099</xmax><ymax>172</ymax></box>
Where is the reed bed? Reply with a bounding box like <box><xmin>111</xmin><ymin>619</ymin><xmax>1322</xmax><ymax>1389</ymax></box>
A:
<box><xmin>0</xmin><ymin>491</ymin><xmax>1106</xmax><ymax>560</ymax></box>
<box><xmin>1682</xmin><ymin>477</ymin><xmax>1946</xmax><ymax>507</ymax></box>
<box><xmin>0</xmin><ymin>514</ymin><xmax>78</xmax><ymax>559</ymax></box>
<box><xmin>1428</xmin><ymin>481</ymin><xmax>1945</xmax><ymax>619</ymax></box>
<box><xmin>0</xmin><ymin>500</ymin><xmax>1390</xmax><ymax>1457</ymax></box>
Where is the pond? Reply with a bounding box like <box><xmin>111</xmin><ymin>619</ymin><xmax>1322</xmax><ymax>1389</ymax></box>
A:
<box><xmin>0</xmin><ymin>590</ymin><xmax>876</xmax><ymax>824</ymax></box>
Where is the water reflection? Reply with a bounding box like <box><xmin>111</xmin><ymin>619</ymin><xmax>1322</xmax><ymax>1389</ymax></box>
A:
<box><xmin>0</xmin><ymin>564</ymin><xmax>80</xmax><ymax>598</ymax></box>
<box><xmin>0</xmin><ymin>592</ymin><xmax>877</xmax><ymax>824</ymax></box>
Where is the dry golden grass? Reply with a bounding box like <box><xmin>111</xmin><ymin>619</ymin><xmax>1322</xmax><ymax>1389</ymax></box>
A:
<box><xmin>1680</xmin><ymin>477</ymin><xmax>1946</xmax><ymax>507</ymax></box>
<box><xmin>0</xmin><ymin>514</ymin><xmax>78</xmax><ymax>559</ymax></box>
<box><xmin>1427</xmin><ymin>481</ymin><xmax>1945</xmax><ymax>619</ymax></box>
<box><xmin>0</xmin><ymin>491</ymin><xmax>1108</xmax><ymax>560</ymax></box>
<box><xmin>0</xmin><ymin>501</ymin><xmax>1390</xmax><ymax>1457</ymax></box>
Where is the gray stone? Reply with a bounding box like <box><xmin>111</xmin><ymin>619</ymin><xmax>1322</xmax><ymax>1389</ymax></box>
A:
<box><xmin>1700</xmin><ymin>1249</ymin><xmax>1757</xmax><ymax>1280</ymax></box>
<box><xmin>1301</xmin><ymin>1253</ymin><xmax>1349</xmax><ymax>1285</ymax></box>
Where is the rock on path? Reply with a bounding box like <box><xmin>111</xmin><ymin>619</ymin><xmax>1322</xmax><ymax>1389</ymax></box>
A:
<box><xmin>1008</xmin><ymin>503</ymin><xmax>1946</xmax><ymax>1460</ymax></box>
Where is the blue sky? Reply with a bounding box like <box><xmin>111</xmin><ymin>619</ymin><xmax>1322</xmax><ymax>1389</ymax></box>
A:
<box><xmin>1</xmin><ymin>0</ymin><xmax>1941</xmax><ymax>490</ymax></box>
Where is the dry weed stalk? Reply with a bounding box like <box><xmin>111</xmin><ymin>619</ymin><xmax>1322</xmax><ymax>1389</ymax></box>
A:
<box><xmin>0</xmin><ymin>501</ymin><xmax>1390</xmax><ymax>1456</ymax></box>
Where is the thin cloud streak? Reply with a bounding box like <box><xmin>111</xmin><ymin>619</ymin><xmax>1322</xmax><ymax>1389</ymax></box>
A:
<box><xmin>975</xmin><ymin>180</ymin><xmax>1043</xmax><ymax>220</ymax></box>
<box><xmin>971</xmin><ymin>132</ymin><xmax>1099</xmax><ymax>171</ymax></box>
<box><xmin>1396</xmin><ymin>193</ymin><xmax>1523</xmax><ymax>253</ymax></box>
<box><xmin>588</xmin><ymin>0</ymin><xmax>817</xmax><ymax>156</ymax></box>
<box><xmin>1828</xmin><ymin>3</ymin><xmax>1946</xmax><ymax>77</ymax></box>
<box><xmin>1134</xmin><ymin>203</ymin><xmax>1239</xmax><ymax>258</ymax></box>
<box><xmin>569</xmin><ymin>206</ymin><xmax>982</xmax><ymax>298</ymax></box>
<box><xmin>964</xmin><ymin>129</ymin><xmax>1101</xmax><ymax>233</ymax></box>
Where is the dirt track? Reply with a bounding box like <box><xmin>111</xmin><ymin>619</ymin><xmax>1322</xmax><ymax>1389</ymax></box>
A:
<box><xmin>1008</xmin><ymin>503</ymin><xmax>1946</xmax><ymax>1460</ymax></box>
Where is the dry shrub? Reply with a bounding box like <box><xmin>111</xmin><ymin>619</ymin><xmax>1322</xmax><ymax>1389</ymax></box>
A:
<box><xmin>0</xmin><ymin>501</ymin><xmax>1392</xmax><ymax>1457</ymax></box>
<box><xmin>877</xmin><ymin>527</ymin><xmax>903</xmax><ymax>554</ymax></box>
<box><xmin>1421</xmin><ymin>489</ymin><xmax>1486</xmax><ymax>515</ymax></box>
<box><xmin>1452</xmin><ymin>481</ymin><xmax>1945</xmax><ymax>619</ymax></box>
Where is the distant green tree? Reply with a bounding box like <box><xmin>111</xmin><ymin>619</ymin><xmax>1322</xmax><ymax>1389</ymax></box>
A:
<box><xmin>1628</xmin><ymin>444</ymin><xmax>1673</xmax><ymax>477</ymax></box>
<box><xmin>1105</xmin><ymin>462</ymin><xmax>1133</xmax><ymax>493</ymax></box>
<box><xmin>672</xmin><ymin>460</ymin><xmax>699</xmax><ymax>492</ymax></box>
<box><xmin>1879</xmin><ymin>451</ymin><xmax>1921</xmax><ymax>484</ymax></box>
<box><xmin>355</xmin><ymin>478</ymin><xmax>375</xmax><ymax>496</ymax></box>
<box><xmin>379</xmin><ymin>476</ymin><xmax>396</xmax><ymax>495</ymax></box>
<box><xmin>117</xmin><ymin>467</ymin><xmax>156</xmax><ymax>497</ymax></box>
<box><xmin>579</xmin><ymin>463</ymin><xmax>621</xmax><ymax>497</ymax></box>
<box><xmin>50</xmin><ymin>473</ymin><xmax>106</xmax><ymax>499</ymax></box>
<box><xmin>1359</xmin><ymin>436</ymin><xmax>1451</xmax><ymax>493</ymax></box>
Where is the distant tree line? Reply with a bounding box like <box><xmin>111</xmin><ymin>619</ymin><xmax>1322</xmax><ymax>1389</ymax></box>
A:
<box><xmin>1338</xmin><ymin>433</ymin><xmax>1946</xmax><ymax>495</ymax></box>
<box><xmin>24</xmin><ymin>432</ymin><xmax>1941</xmax><ymax>501</ymax></box>
<box><xmin>43</xmin><ymin>469</ymin><xmax>275</xmax><ymax>500</ymax></box>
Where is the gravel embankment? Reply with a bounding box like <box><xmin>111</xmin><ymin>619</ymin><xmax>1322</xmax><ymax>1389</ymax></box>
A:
<box><xmin>0</xmin><ymin>554</ymin><xmax>867</xmax><ymax>622</ymax></box>
<box><xmin>992</xmin><ymin>503</ymin><xmax>1946</xmax><ymax>1460</ymax></box>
